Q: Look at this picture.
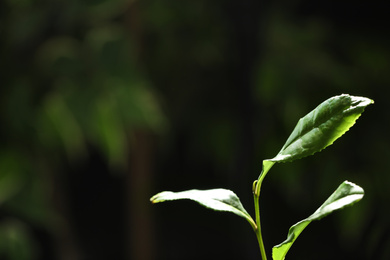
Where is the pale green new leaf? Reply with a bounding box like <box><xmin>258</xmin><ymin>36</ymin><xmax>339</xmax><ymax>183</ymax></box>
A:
<box><xmin>272</xmin><ymin>181</ymin><xmax>364</xmax><ymax>260</ymax></box>
<box><xmin>150</xmin><ymin>188</ymin><xmax>256</xmax><ymax>229</ymax></box>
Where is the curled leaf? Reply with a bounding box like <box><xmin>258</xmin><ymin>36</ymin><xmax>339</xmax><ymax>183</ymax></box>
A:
<box><xmin>151</xmin><ymin>188</ymin><xmax>256</xmax><ymax>230</ymax></box>
<box><xmin>272</xmin><ymin>181</ymin><xmax>364</xmax><ymax>260</ymax></box>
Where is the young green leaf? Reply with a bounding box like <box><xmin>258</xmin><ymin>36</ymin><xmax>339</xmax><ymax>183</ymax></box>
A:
<box><xmin>150</xmin><ymin>188</ymin><xmax>256</xmax><ymax>230</ymax></box>
<box><xmin>257</xmin><ymin>94</ymin><xmax>373</xmax><ymax>182</ymax></box>
<box><xmin>272</xmin><ymin>181</ymin><xmax>364</xmax><ymax>260</ymax></box>
<box><xmin>270</xmin><ymin>94</ymin><xmax>373</xmax><ymax>163</ymax></box>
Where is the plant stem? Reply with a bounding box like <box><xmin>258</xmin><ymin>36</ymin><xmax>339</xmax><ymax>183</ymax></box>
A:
<box><xmin>252</xmin><ymin>161</ymin><xmax>274</xmax><ymax>260</ymax></box>
<box><xmin>253</xmin><ymin>180</ymin><xmax>267</xmax><ymax>260</ymax></box>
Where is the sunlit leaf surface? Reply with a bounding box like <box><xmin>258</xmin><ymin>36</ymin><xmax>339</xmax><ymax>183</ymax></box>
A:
<box><xmin>258</xmin><ymin>94</ymin><xmax>373</xmax><ymax>181</ymax></box>
<box><xmin>151</xmin><ymin>188</ymin><xmax>256</xmax><ymax>229</ymax></box>
<box><xmin>271</xmin><ymin>94</ymin><xmax>373</xmax><ymax>163</ymax></box>
<box><xmin>272</xmin><ymin>181</ymin><xmax>364</xmax><ymax>260</ymax></box>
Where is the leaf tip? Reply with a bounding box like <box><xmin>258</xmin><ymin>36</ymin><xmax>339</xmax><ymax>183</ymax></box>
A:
<box><xmin>343</xmin><ymin>180</ymin><xmax>365</xmax><ymax>195</ymax></box>
<box><xmin>150</xmin><ymin>196</ymin><xmax>157</xmax><ymax>203</ymax></box>
<box><xmin>150</xmin><ymin>192</ymin><xmax>165</xmax><ymax>204</ymax></box>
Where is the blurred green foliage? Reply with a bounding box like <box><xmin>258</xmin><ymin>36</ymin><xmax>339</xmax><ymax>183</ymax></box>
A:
<box><xmin>1</xmin><ymin>0</ymin><xmax>166</xmax><ymax>259</ymax></box>
<box><xmin>1</xmin><ymin>0</ymin><xmax>389</xmax><ymax>259</ymax></box>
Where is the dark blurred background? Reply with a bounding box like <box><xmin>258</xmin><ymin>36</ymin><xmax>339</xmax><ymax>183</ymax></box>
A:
<box><xmin>0</xmin><ymin>0</ymin><xmax>389</xmax><ymax>259</ymax></box>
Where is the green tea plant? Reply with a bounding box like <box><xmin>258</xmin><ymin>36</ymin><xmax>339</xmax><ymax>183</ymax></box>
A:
<box><xmin>151</xmin><ymin>94</ymin><xmax>373</xmax><ymax>260</ymax></box>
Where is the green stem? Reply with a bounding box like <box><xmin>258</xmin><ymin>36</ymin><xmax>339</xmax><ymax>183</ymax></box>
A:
<box><xmin>253</xmin><ymin>179</ymin><xmax>267</xmax><ymax>260</ymax></box>
<box><xmin>252</xmin><ymin>161</ymin><xmax>275</xmax><ymax>260</ymax></box>
<box><xmin>253</xmin><ymin>160</ymin><xmax>275</xmax><ymax>260</ymax></box>
<box><xmin>254</xmin><ymin>196</ymin><xmax>267</xmax><ymax>260</ymax></box>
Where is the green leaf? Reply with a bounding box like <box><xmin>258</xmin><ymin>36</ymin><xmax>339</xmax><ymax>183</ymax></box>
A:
<box><xmin>270</xmin><ymin>94</ymin><xmax>373</xmax><ymax>163</ymax></box>
<box><xmin>150</xmin><ymin>188</ymin><xmax>256</xmax><ymax>229</ymax></box>
<box><xmin>272</xmin><ymin>181</ymin><xmax>364</xmax><ymax>260</ymax></box>
<box><xmin>257</xmin><ymin>94</ymin><xmax>373</xmax><ymax>182</ymax></box>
